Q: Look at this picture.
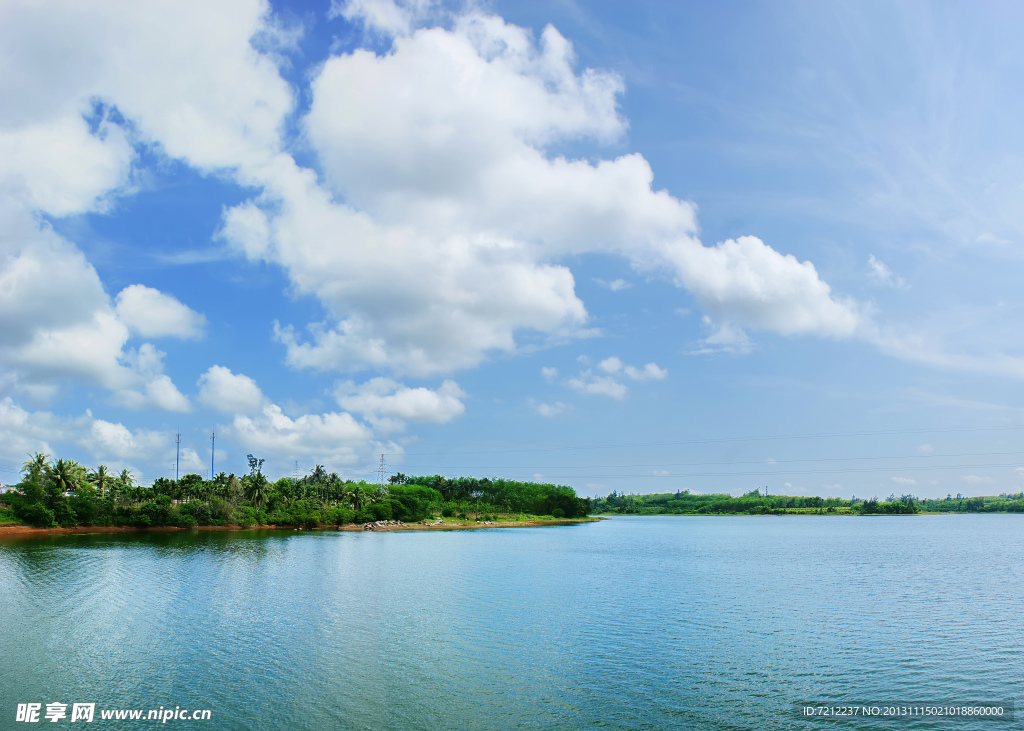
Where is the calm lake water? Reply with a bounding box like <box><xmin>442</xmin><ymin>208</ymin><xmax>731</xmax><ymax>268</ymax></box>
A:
<box><xmin>2</xmin><ymin>515</ymin><xmax>1023</xmax><ymax>729</ymax></box>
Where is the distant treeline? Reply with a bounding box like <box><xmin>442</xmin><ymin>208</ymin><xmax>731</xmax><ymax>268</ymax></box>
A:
<box><xmin>593</xmin><ymin>489</ymin><xmax>1024</xmax><ymax>516</ymax></box>
<box><xmin>0</xmin><ymin>454</ymin><xmax>589</xmax><ymax>529</ymax></box>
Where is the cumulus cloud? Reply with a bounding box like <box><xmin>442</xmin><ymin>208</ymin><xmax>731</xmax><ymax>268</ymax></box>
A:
<box><xmin>333</xmin><ymin>372</ymin><xmax>466</xmax><ymax>430</ymax></box>
<box><xmin>567</xmin><ymin>371</ymin><xmax>628</xmax><ymax>400</ymax></box>
<box><xmin>229</xmin><ymin>403</ymin><xmax>376</xmax><ymax>468</ymax></box>
<box><xmin>662</xmin><ymin>236</ymin><xmax>859</xmax><ymax>338</ymax></box>
<box><xmin>625</xmin><ymin>363</ymin><xmax>667</xmax><ymax>381</ymax></box>
<box><xmin>598</xmin><ymin>356</ymin><xmax>666</xmax><ymax>380</ymax></box>
<box><xmin>0</xmin><ymin>113</ymin><xmax>135</xmax><ymax>216</ymax></box>
<box><xmin>0</xmin><ymin>396</ymin><xmax>168</xmax><ymax>469</ymax></box>
<box><xmin>215</xmin><ymin>1</ymin><xmax>859</xmax><ymax>378</ymax></box>
<box><xmin>335</xmin><ymin>377</ymin><xmax>466</xmax><ymax>431</ymax></box>
<box><xmin>0</xmin><ymin>0</ymin><xmax>293</xmax><ymax>408</ymax></box>
<box><xmin>565</xmin><ymin>355</ymin><xmax>666</xmax><ymax>399</ymax></box>
<box><xmin>115</xmin><ymin>285</ymin><xmax>206</xmax><ymax>340</ymax></box>
<box><xmin>541</xmin><ymin>366</ymin><xmax>558</xmax><ymax>382</ymax></box>
<box><xmin>197</xmin><ymin>366</ymin><xmax>265</xmax><ymax>415</ymax></box>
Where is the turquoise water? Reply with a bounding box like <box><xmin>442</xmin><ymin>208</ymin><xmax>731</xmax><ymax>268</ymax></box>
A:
<box><xmin>1</xmin><ymin>515</ymin><xmax>1023</xmax><ymax>729</ymax></box>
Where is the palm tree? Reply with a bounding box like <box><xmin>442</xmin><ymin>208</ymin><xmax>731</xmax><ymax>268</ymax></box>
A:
<box><xmin>344</xmin><ymin>483</ymin><xmax>372</xmax><ymax>512</ymax></box>
<box><xmin>20</xmin><ymin>452</ymin><xmax>49</xmax><ymax>502</ymax></box>
<box><xmin>89</xmin><ymin>465</ymin><xmax>111</xmax><ymax>498</ymax></box>
<box><xmin>46</xmin><ymin>459</ymin><xmax>86</xmax><ymax>496</ymax></box>
<box><xmin>115</xmin><ymin>469</ymin><xmax>135</xmax><ymax>504</ymax></box>
<box><xmin>22</xmin><ymin>452</ymin><xmax>49</xmax><ymax>481</ymax></box>
<box><xmin>244</xmin><ymin>473</ymin><xmax>270</xmax><ymax>510</ymax></box>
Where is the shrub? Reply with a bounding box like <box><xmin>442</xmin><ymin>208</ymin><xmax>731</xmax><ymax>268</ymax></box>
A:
<box><xmin>552</xmin><ymin>507</ymin><xmax>565</xmax><ymax>518</ymax></box>
<box><xmin>234</xmin><ymin>506</ymin><xmax>258</xmax><ymax>527</ymax></box>
<box><xmin>441</xmin><ymin>506</ymin><xmax>454</xmax><ymax>517</ymax></box>
<box><xmin>176</xmin><ymin>514</ymin><xmax>198</xmax><ymax>529</ymax></box>
<box><xmin>17</xmin><ymin>503</ymin><xmax>56</xmax><ymax>528</ymax></box>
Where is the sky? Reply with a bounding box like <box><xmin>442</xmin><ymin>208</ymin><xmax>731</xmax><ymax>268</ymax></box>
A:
<box><xmin>3</xmin><ymin>0</ymin><xmax>1024</xmax><ymax>499</ymax></box>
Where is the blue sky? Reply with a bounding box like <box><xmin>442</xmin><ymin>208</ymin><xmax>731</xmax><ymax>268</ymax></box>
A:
<box><xmin>3</xmin><ymin>0</ymin><xmax>1024</xmax><ymax>499</ymax></box>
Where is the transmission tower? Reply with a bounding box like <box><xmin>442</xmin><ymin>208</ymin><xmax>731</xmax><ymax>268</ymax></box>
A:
<box><xmin>175</xmin><ymin>431</ymin><xmax>181</xmax><ymax>481</ymax></box>
<box><xmin>210</xmin><ymin>432</ymin><xmax>216</xmax><ymax>478</ymax></box>
<box><xmin>377</xmin><ymin>454</ymin><xmax>389</xmax><ymax>495</ymax></box>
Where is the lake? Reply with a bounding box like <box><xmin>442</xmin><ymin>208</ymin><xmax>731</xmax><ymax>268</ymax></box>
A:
<box><xmin>1</xmin><ymin>515</ymin><xmax>1022</xmax><ymax>729</ymax></box>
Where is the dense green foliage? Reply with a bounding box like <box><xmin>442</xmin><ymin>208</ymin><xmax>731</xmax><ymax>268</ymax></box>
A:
<box><xmin>593</xmin><ymin>489</ymin><xmax>921</xmax><ymax>515</ymax></box>
<box><xmin>0</xmin><ymin>454</ymin><xmax>589</xmax><ymax>529</ymax></box>
<box><xmin>391</xmin><ymin>473</ymin><xmax>591</xmax><ymax>519</ymax></box>
<box><xmin>593</xmin><ymin>488</ymin><xmax>1024</xmax><ymax>515</ymax></box>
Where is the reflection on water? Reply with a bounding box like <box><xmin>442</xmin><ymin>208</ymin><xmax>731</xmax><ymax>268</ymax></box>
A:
<box><xmin>1</xmin><ymin>517</ymin><xmax>1023</xmax><ymax>729</ymax></box>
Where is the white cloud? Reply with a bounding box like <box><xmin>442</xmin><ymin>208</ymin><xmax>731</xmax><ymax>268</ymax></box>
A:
<box><xmin>597</xmin><ymin>356</ymin><xmax>666</xmax><ymax>381</ymax></box>
<box><xmin>891</xmin><ymin>476</ymin><xmax>917</xmax><ymax>486</ymax></box>
<box><xmin>229</xmin><ymin>403</ymin><xmax>376</xmax><ymax>468</ymax></box>
<box><xmin>567</xmin><ymin>370</ymin><xmax>627</xmax><ymax>400</ymax></box>
<box><xmin>90</xmin><ymin>418</ymin><xmax>166</xmax><ymax>461</ymax></box>
<box><xmin>114</xmin><ymin>373</ymin><xmax>191</xmax><ymax>413</ymax></box>
<box><xmin>197</xmin><ymin>366</ymin><xmax>265</xmax><ymax>415</ymax></box>
<box><xmin>690</xmin><ymin>318</ymin><xmax>754</xmax><ymax>355</ymax></box>
<box><xmin>564</xmin><ymin>355</ymin><xmax>666</xmax><ymax>400</ymax></box>
<box><xmin>595</xmin><ymin>277</ymin><xmax>631</xmax><ymax>291</ymax></box>
<box><xmin>541</xmin><ymin>366</ymin><xmax>558</xmax><ymax>382</ymax></box>
<box><xmin>867</xmin><ymin>254</ymin><xmax>907</xmax><ymax>289</ymax></box>
<box><xmin>532</xmin><ymin>400</ymin><xmax>567</xmax><ymax>417</ymax></box>
<box><xmin>0</xmin><ymin>0</ymin><xmax>291</xmax><ymax>406</ymax></box>
<box><xmin>336</xmin><ymin>377</ymin><xmax>466</xmax><ymax>431</ymax></box>
<box><xmin>662</xmin><ymin>236</ymin><xmax>859</xmax><ymax>338</ymax></box>
<box><xmin>963</xmin><ymin>475</ymin><xmax>996</xmax><ymax>485</ymax></box>
<box><xmin>0</xmin><ymin>396</ymin><xmax>168</xmax><ymax>470</ymax></box>
<box><xmin>115</xmin><ymin>285</ymin><xmax>206</xmax><ymax>340</ymax></box>
<box><xmin>624</xmin><ymin>362</ymin><xmax>667</xmax><ymax>381</ymax></box>
<box><xmin>0</xmin><ymin>114</ymin><xmax>135</xmax><ymax>217</ymax></box>
<box><xmin>918</xmin><ymin>444</ymin><xmax>933</xmax><ymax>453</ymax></box>
<box><xmin>214</xmin><ymin>3</ymin><xmax>859</xmax><ymax>378</ymax></box>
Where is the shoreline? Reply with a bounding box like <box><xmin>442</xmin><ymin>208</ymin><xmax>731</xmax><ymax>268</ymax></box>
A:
<box><xmin>0</xmin><ymin>517</ymin><xmax>602</xmax><ymax>539</ymax></box>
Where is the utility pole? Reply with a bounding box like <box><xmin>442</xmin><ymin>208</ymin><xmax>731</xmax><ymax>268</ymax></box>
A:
<box><xmin>211</xmin><ymin>432</ymin><xmax>216</xmax><ymax>478</ymax></box>
<box><xmin>293</xmin><ymin>460</ymin><xmax>299</xmax><ymax>481</ymax></box>
<box><xmin>175</xmin><ymin>431</ymin><xmax>181</xmax><ymax>481</ymax></box>
<box><xmin>377</xmin><ymin>454</ymin><xmax>389</xmax><ymax>495</ymax></box>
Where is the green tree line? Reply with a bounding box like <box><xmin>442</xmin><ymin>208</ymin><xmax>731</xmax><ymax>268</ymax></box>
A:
<box><xmin>0</xmin><ymin>454</ymin><xmax>589</xmax><ymax>529</ymax></box>
<box><xmin>592</xmin><ymin>489</ymin><xmax>922</xmax><ymax>515</ymax></box>
<box><xmin>592</xmin><ymin>488</ymin><xmax>1024</xmax><ymax>515</ymax></box>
